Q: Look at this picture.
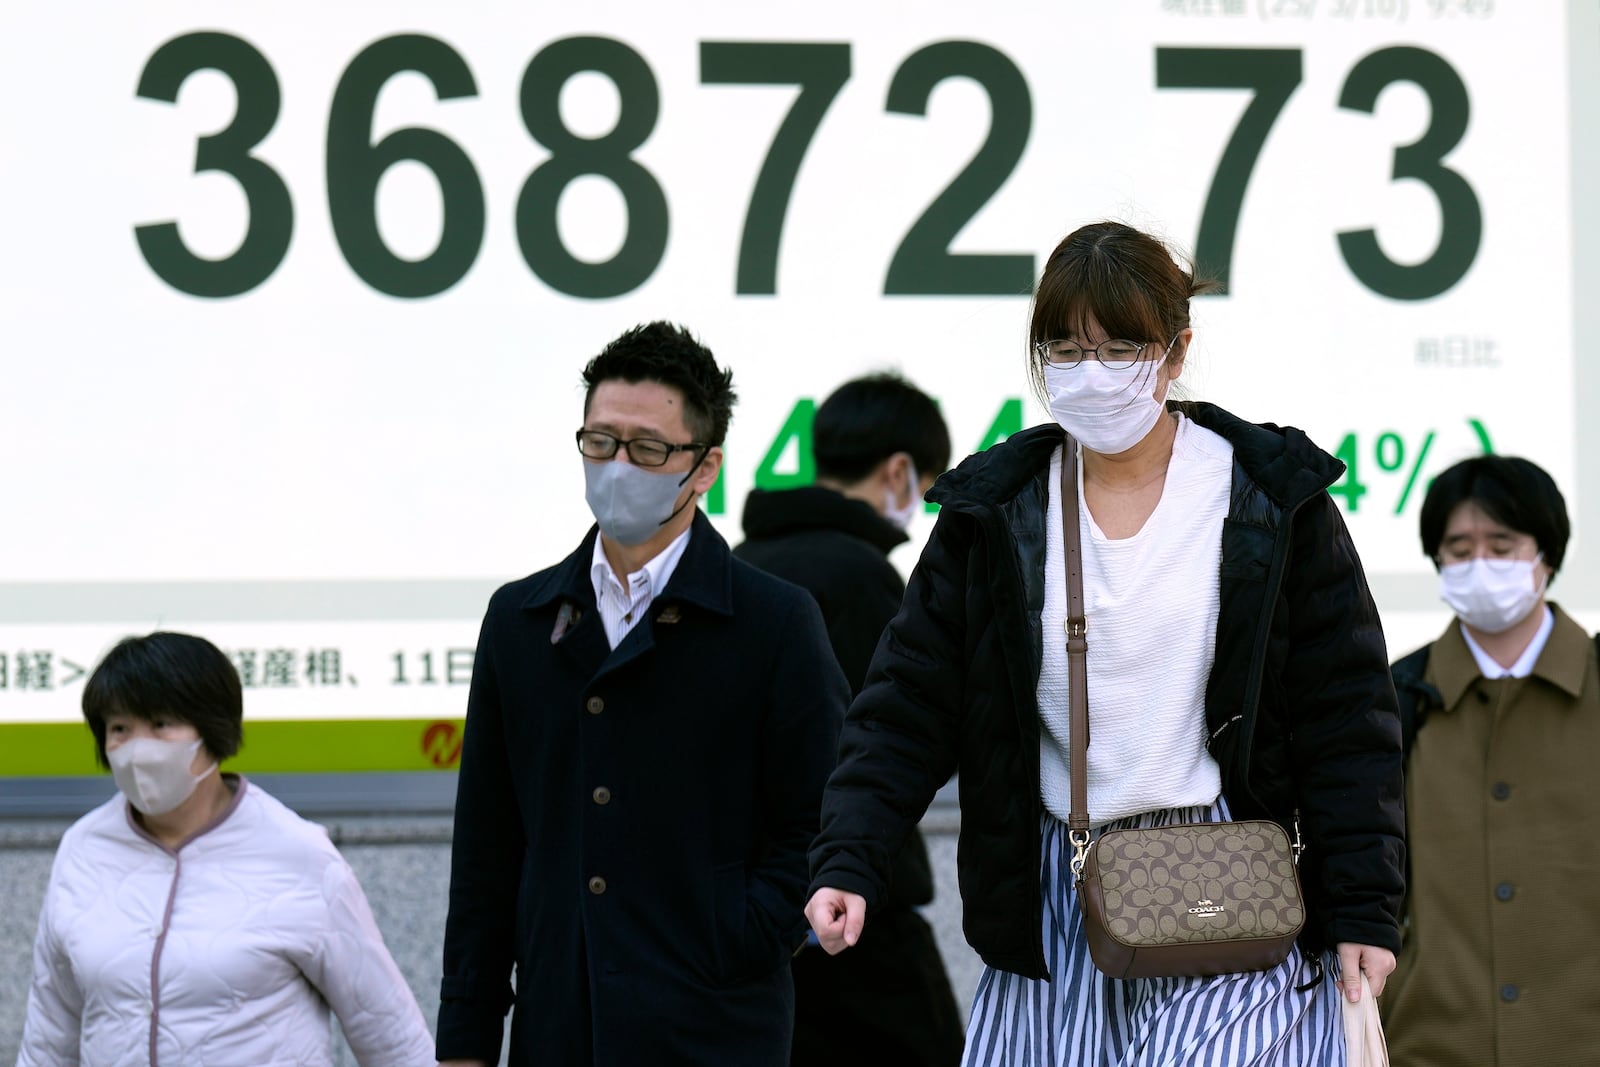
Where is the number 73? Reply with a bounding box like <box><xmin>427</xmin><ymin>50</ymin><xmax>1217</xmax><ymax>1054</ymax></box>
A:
<box><xmin>1156</xmin><ymin>46</ymin><xmax>1481</xmax><ymax>301</ymax></box>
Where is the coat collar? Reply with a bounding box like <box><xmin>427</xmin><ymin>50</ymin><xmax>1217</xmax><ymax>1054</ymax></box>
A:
<box><xmin>1173</xmin><ymin>401</ymin><xmax>1344</xmax><ymax>509</ymax></box>
<box><xmin>739</xmin><ymin>486</ymin><xmax>908</xmax><ymax>554</ymax></box>
<box><xmin>1428</xmin><ymin>602</ymin><xmax>1590</xmax><ymax>710</ymax></box>
<box><xmin>520</xmin><ymin>509</ymin><xmax>736</xmax><ymax>618</ymax></box>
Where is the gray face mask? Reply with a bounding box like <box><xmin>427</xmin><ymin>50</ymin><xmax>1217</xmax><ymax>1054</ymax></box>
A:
<box><xmin>583</xmin><ymin>459</ymin><xmax>698</xmax><ymax>545</ymax></box>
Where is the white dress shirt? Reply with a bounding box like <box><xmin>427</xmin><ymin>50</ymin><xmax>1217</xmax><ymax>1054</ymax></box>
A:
<box><xmin>589</xmin><ymin>527</ymin><xmax>692</xmax><ymax>649</ymax></box>
<box><xmin>1460</xmin><ymin>604</ymin><xmax>1554</xmax><ymax>679</ymax></box>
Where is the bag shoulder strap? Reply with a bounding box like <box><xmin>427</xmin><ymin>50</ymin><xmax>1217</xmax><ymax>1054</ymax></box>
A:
<box><xmin>1390</xmin><ymin>644</ymin><xmax>1438</xmax><ymax>763</ymax></box>
<box><xmin>1062</xmin><ymin>436</ymin><xmax>1091</xmax><ymax>836</ymax></box>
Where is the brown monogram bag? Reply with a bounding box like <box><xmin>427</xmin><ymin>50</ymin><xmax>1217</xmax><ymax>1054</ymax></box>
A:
<box><xmin>1059</xmin><ymin>434</ymin><xmax>1306</xmax><ymax>980</ymax></box>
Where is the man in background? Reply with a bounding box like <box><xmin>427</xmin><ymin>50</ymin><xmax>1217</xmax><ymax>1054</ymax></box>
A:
<box><xmin>736</xmin><ymin>371</ymin><xmax>964</xmax><ymax>1067</ymax></box>
<box><xmin>1384</xmin><ymin>455</ymin><xmax>1600</xmax><ymax>1065</ymax></box>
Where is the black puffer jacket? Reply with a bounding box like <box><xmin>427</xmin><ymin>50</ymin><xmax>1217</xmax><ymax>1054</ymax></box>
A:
<box><xmin>809</xmin><ymin>402</ymin><xmax>1405</xmax><ymax>979</ymax></box>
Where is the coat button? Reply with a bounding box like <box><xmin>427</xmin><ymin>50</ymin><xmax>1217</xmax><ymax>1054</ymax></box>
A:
<box><xmin>588</xmin><ymin>876</ymin><xmax>607</xmax><ymax>895</ymax></box>
<box><xmin>1491</xmin><ymin>781</ymin><xmax>1511</xmax><ymax>800</ymax></box>
<box><xmin>1476</xmin><ymin>690</ymin><xmax>1490</xmax><ymax>704</ymax></box>
<box><xmin>1500</xmin><ymin>983</ymin><xmax>1519</xmax><ymax>1002</ymax></box>
<box><xmin>592</xmin><ymin>786</ymin><xmax>611</xmax><ymax>805</ymax></box>
<box><xmin>1495</xmin><ymin>882</ymin><xmax>1514</xmax><ymax>902</ymax></box>
<box><xmin>586</xmin><ymin>696</ymin><xmax>604</xmax><ymax>715</ymax></box>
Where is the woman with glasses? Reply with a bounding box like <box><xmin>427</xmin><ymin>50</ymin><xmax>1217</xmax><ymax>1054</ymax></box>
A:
<box><xmin>1383</xmin><ymin>456</ymin><xmax>1599</xmax><ymax>1065</ymax></box>
<box><xmin>804</xmin><ymin>221</ymin><xmax>1404</xmax><ymax>1065</ymax></box>
<box><xmin>16</xmin><ymin>631</ymin><xmax>437</xmax><ymax>1067</ymax></box>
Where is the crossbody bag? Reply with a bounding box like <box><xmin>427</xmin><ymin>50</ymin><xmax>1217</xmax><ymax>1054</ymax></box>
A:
<box><xmin>1058</xmin><ymin>433</ymin><xmax>1307</xmax><ymax>980</ymax></box>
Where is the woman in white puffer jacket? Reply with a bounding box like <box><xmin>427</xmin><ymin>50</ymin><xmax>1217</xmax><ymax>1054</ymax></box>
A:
<box><xmin>16</xmin><ymin>631</ymin><xmax>438</xmax><ymax>1067</ymax></box>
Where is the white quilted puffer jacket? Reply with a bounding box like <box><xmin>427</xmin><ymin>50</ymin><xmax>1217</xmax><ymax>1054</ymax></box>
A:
<box><xmin>17</xmin><ymin>778</ymin><xmax>437</xmax><ymax>1067</ymax></box>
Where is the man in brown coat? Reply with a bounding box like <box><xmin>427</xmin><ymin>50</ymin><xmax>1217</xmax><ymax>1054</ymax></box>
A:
<box><xmin>1385</xmin><ymin>455</ymin><xmax>1600</xmax><ymax>1065</ymax></box>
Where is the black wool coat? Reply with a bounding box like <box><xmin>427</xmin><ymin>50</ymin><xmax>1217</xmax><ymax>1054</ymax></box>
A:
<box><xmin>809</xmin><ymin>403</ymin><xmax>1406</xmax><ymax>980</ymax></box>
<box><xmin>438</xmin><ymin>510</ymin><xmax>848</xmax><ymax>1066</ymax></box>
<box><xmin>734</xmin><ymin>485</ymin><xmax>936</xmax><ymax>910</ymax></box>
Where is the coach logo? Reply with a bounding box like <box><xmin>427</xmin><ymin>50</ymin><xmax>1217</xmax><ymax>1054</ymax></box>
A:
<box><xmin>1188</xmin><ymin>898</ymin><xmax>1227</xmax><ymax>916</ymax></box>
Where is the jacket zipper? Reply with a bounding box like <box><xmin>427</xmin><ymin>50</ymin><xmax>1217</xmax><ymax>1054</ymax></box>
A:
<box><xmin>1230</xmin><ymin>491</ymin><xmax>1305</xmax><ymax>817</ymax></box>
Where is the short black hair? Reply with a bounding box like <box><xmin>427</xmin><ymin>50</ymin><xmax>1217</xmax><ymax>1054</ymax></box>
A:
<box><xmin>81</xmin><ymin>632</ymin><xmax>244</xmax><ymax>769</ymax></box>
<box><xmin>580</xmin><ymin>322</ymin><xmax>737</xmax><ymax>446</ymax></box>
<box><xmin>1418</xmin><ymin>455</ymin><xmax>1570</xmax><ymax>572</ymax></box>
<box><xmin>812</xmin><ymin>372</ymin><xmax>952</xmax><ymax>483</ymax></box>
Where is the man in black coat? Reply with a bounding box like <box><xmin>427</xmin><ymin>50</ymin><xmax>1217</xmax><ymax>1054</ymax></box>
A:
<box><xmin>735</xmin><ymin>372</ymin><xmax>965</xmax><ymax>1067</ymax></box>
<box><xmin>437</xmin><ymin>323</ymin><xmax>848</xmax><ymax>1067</ymax></box>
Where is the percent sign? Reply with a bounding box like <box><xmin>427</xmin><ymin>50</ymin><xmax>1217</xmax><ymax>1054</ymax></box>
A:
<box><xmin>1330</xmin><ymin>418</ymin><xmax>1494</xmax><ymax>515</ymax></box>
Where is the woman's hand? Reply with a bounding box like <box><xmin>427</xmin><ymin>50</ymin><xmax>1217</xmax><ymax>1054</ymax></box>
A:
<box><xmin>1335</xmin><ymin>942</ymin><xmax>1396</xmax><ymax>1001</ymax></box>
<box><xmin>804</xmin><ymin>887</ymin><xmax>866</xmax><ymax>955</ymax></box>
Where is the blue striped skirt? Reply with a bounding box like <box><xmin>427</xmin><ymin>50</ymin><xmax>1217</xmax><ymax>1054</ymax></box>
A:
<box><xmin>962</xmin><ymin>801</ymin><xmax>1345</xmax><ymax>1067</ymax></box>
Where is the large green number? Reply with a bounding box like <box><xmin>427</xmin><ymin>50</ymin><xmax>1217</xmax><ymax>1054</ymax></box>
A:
<box><xmin>516</xmin><ymin>37</ymin><xmax>668</xmax><ymax>298</ymax></box>
<box><xmin>1337</xmin><ymin>46</ymin><xmax>1481</xmax><ymax>301</ymax></box>
<box><xmin>135</xmin><ymin>33</ymin><xmax>292</xmax><ymax>298</ymax></box>
<box><xmin>327</xmin><ymin>35</ymin><xmax>485</xmax><ymax>298</ymax></box>
<box><xmin>704</xmin><ymin>468</ymin><xmax>726</xmax><ymax>516</ymax></box>
<box><xmin>753</xmin><ymin>400</ymin><xmax>817</xmax><ymax>490</ymax></box>
<box><xmin>1155</xmin><ymin>48</ymin><xmax>1303</xmax><ymax>295</ymax></box>
<box><xmin>1328</xmin><ymin>432</ymin><xmax>1368</xmax><ymax>513</ymax></box>
<box><xmin>699</xmin><ymin>43</ymin><xmax>851</xmax><ymax>295</ymax></box>
<box><xmin>976</xmin><ymin>397</ymin><xmax>1023</xmax><ymax>452</ymax></box>
<box><xmin>884</xmin><ymin>42</ymin><xmax>1034</xmax><ymax>296</ymax></box>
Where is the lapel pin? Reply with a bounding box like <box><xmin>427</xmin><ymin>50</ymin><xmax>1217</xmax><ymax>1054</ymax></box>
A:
<box><xmin>552</xmin><ymin>602</ymin><xmax>583</xmax><ymax>643</ymax></box>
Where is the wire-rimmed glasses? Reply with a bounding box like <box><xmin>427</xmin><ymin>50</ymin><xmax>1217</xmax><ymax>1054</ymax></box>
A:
<box><xmin>1033</xmin><ymin>337</ymin><xmax>1174</xmax><ymax>370</ymax></box>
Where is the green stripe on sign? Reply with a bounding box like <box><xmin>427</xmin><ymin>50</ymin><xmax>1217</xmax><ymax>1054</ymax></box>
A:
<box><xmin>0</xmin><ymin>720</ymin><xmax>466</xmax><ymax>777</ymax></box>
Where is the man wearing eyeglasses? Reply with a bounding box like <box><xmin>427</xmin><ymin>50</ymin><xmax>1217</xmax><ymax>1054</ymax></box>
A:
<box><xmin>1384</xmin><ymin>455</ymin><xmax>1600</xmax><ymax>1065</ymax></box>
<box><xmin>437</xmin><ymin>322</ymin><xmax>849</xmax><ymax>1067</ymax></box>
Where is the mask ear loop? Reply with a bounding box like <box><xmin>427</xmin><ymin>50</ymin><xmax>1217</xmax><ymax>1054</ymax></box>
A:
<box><xmin>674</xmin><ymin>447</ymin><xmax>708</xmax><ymax>488</ymax></box>
<box><xmin>896</xmin><ymin>452</ymin><xmax>919</xmax><ymax>507</ymax></box>
<box><xmin>1532</xmin><ymin>552</ymin><xmax>1550</xmax><ymax>597</ymax></box>
<box><xmin>1110</xmin><ymin>335</ymin><xmax>1180</xmax><ymax>411</ymax></box>
<box><xmin>1147</xmin><ymin>334</ymin><xmax>1182</xmax><ymax>398</ymax></box>
<box><xmin>660</xmin><ymin>447</ymin><xmax>712</xmax><ymax>528</ymax></box>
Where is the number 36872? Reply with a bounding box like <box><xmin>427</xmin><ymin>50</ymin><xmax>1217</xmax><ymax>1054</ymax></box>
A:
<box><xmin>135</xmin><ymin>33</ymin><xmax>1481</xmax><ymax>303</ymax></box>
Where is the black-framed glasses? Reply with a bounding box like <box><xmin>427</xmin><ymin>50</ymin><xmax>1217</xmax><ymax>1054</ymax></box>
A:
<box><xmin>576</xmin><ymin>429</ymin><xmax>708</xmax><ymax>468</ymax></box>
<box><xmin>1033</xmin><ymin>337</ymin><xmax>1175</xmax><ymax>370</ymax></box>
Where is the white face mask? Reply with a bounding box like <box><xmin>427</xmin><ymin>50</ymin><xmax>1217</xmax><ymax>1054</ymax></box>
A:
<box><xmin>1043</xmin><ymin>359</ymin><xmax>1169</xmax><ymax>454</ymax></box>
<box><xmin>1438</xmin><ymin>556</ymin><xmax>1547</xmax><ymax>634</ymax></box>
<box><xmin>883</xmin><ymin>458</ymin><xmax>921</xmax><ymax>531</ymax></box>
<box><xmin>108</xmin><ymin>737</ymin><xmax>217</xmax><ymax>816</ymax></box>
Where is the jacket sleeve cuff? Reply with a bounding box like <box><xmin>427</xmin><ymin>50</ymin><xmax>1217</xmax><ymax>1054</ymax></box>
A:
<box><xmin>435</xmin><ymin>980</ymin><xmax>513</xmax><ymax>1063</ymax></box>
<box><xmin>1321</xmin><ymin>916</ymin><xmax>1402</xmax><ymax>955</ymax></box>
<box><xmin>806</xmin><ymin>869</ymin><xmax>883</xmax><ymax>914</ymax></box>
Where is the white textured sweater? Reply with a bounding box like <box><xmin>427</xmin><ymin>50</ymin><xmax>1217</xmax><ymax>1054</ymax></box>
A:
<box><xmin>1038</xmin><ymin>414</ymin><xmax>1231</xmax><ymax>826</ymax></box>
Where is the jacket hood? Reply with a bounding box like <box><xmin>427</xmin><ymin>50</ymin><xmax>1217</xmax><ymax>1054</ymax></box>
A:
<box><xmin>929</xmin><ymin>401</ymin><xmax>1344</xmax><ymax>513</ymax></box>
<box><xmin>740</xmin><ymin>486</ymin><xmax>908</xmax><ymax>554</ymax></box>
